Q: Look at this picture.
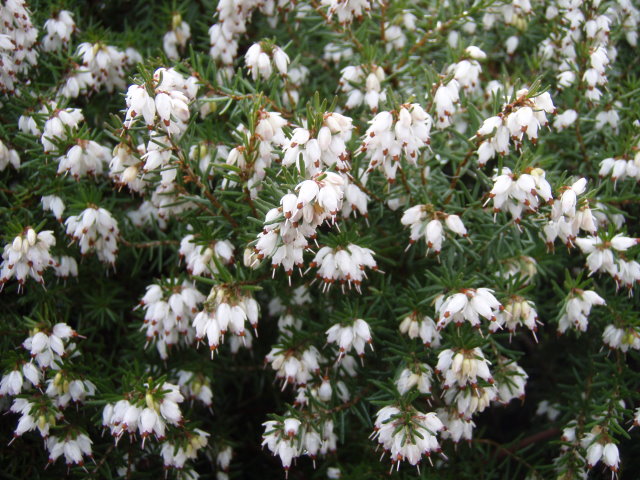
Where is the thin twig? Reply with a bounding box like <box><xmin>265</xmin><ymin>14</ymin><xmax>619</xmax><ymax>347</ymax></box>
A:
<box><xmin>120</xmin><ymin>238</ymin><xmax>179</xmax><ymax>248</ymax></box>
<box><xmin>443</xmin><ymin>146</ymin><xmax>477</xmax><ymax>204</ymax></box>
<box><xmin>89</xmin><ymin>444</ymin><xmax>116</xmax><ymax>476</ymax></box>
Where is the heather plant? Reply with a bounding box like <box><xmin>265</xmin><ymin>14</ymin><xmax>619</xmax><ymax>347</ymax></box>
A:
<box><xmin>1</xmin><ymin>0</ymin><xmax>640</xmax><ymax>479</ymax></box>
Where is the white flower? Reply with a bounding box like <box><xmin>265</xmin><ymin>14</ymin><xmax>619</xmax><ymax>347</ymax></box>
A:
<box><xmin>372</xmin><ymin>405</ymin><xmax>444</xmax><ymax>467</ymax></box>
<box><xmin>22</xmin><ymin>323</ymin><xmax>77</xmax><ymax>369</ymax></box>
<box><xmin>326</xmin><ymin>318</ymin><xmax>373</xmax><ymax>359</ymax></box>
<box><xmin>179</xmin><ymin>234</ymin><xmax>234</xmax><ymax>277</ymax></box>
<box><xmin>65</xmin><ymin>206</ymin><xmax>119</xmax><ymax>264</ymax></box>
<box><xmin>399</xmin><ymin>313</ymin><xmax>441</xmax><ymax>347</ymax></box>
<box><xmin>322</xmin><ymin>0</ymin><xmax>377</xmax><ymax>24</ymax></box>
<box><xmin>139</xmin><ymin>280</ymin><xmax>205</xmax><ymax>359</ymax></box>
<box><xmin>163</xmin><ymin>13</ymin><xmax>191</xmax><ymax>60</ymax></box>
<box><xmin>435</xmin><ymin>288</ymin><xmax>502</xmax><ymax>330</ymax></box>
<box><xmin>487</xmin><ymin>167</ymin><xmax>553</xmax><ymax>222</ymax></box>
<box><xmin>0</xmin><ymin>140</ymin><xmax>20</xmax><ymax>171</ymax></box>
<box><xmin>359</xmin><ymin>104</ymin><xmax>432</xmax><ymax>182</ymax></box>
<box><xmin>193</xmin><ymin>285</ymin><xmax>260</xmax><ymax>355</ymax></box>
<box><xmin>217</xmin><ymin>446</ymin><xmax>233</xmax><ymax>471</ymax></box>
<box><xmin>1</xmin><ymin>228</ymin><xmax>56</xmax><ymax>289</ymax></box>
<box><xmin>45</xmin><ymin>433</ymin><xmax>92</xmax><ymax>466</ymax></box>
<box><xmin>495</xmin><ymin>361</ymin><xmax>528</xmax><ymax>403</ymax></box>
<box><xmin>436</xmin><ymin>347</ymin><xmax>493</xmax><ymax>389</ymax></box>
<box><xmin>602</xmin><ymin>442</ymin><xmax>620</xmax><ymax>472</ymax></box>
<box><xmin>245</xmin><ymin>42</ymin><xmax>289</xmax><ymax>80</ymax></box>
<box><xmin>57</xmin><ymin>140</ymin><xmax>110</xmax><ymax>178</ymax></box>
<box><xmin>553</xmin><ymin>109</ymin><xmax>578</xmax><ymax>130</ymax></box>
<box><xmin>41</xmin><ymin>107</ymin><xmax>84</xmax><ymax>154</ymax></box>
<box><xmin>265</xmin><ymin>345</ymin><xmax>322</xmax><ymax>387</ymax></box>
<box><xmin>42</xmin><ymin>10</ymin><xmax>75</xmax><ymax>51</ymax></box>
<box><xmin>282</xmin><ymin>113</ymin><xmax>353</xmax><ymax>175</ymax></box>
<box><xmin>401</xmin><ymin>205</ymin><xmax>468</xmax><ymax>253</ymax></box>
<box><xmin>396</xmin><ymin>364</ymin><xmax>433</xmax><ymax>395</ymax></box>
<box><xmin>339</xmin><ymin>64</ymin><xmax>386</xmax><ymax>111</ymax></box>
<box><xmin>557</xmin><ymin>288</ymin><xmax>605</xmax><ymax>333</ymax></box>
<box><xmin>490</xmin><ymin>297</ymin><xmax>540</xmax><ymax>338</ymax></box>
<box><xmin>311</xmin><ymin>244</ymin><xmax>378</xmax><ymax>292</ymax></box>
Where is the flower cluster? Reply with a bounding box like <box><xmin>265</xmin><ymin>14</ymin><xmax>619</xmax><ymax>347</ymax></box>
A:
<box><xmin>396</xmin><ymin>363</ymin><xmax>433</xmax><ymax>395</ymax></box>
<box><xmin>124</xmin><ymin>67</ymin><xmax>197</xmax><ymax>137</ymax></box>
<box><xmin>372</xmin><ymin>406</ymin><xmax>444</xmax><ymax>468</ymax></box>
<box><xmin>433</xmin><ymin>78</ymin><xmax>461</xmax><ymax>129</ymax></box>
<box><xmin>139</xmin><ymin>280</ymin><xmax>205</xmax><ymax>358</ymax></box>
<box><xmin>161</xmin><ymin>429</ymin><xmax>209</xmax><ymax>471</ymax></box>
<box><xmin>491</xmin><ymin>296</ymin><xmax>540</xmax><ymax>338</ymax></box>
<box><xmin>254</xmin><ymin>172</ymin><xmax>345</xmax><ymax>276</ymax></box>
<box><xmin>435</xmin><ymin>347</ymin><xmax>493</xmax><ymax>390</ymax></box>
<box><xmin>56</xmin><ymin>139</ymin><xmax>110</xmax><ymax>178</ymax></box>
<box><xmin>581</xmin><ymin>428</ymin><xmax>620</xmax><ymax>472</ymax></box>
<box><xmin>42</xmin><ymin>10</ymin><xmax>75</xmax><ymax>51</ymax></box>
<box><xmin>435</xmin><ymin>288</ymin><xmax>502</xmax><ymax>330</ymax></box>
<box><xmin>401</xmin><ymin>206</ymin><xmax>467</xmax><ymax>253</ymax></box>
<box><xmin>62</xmin><ymin>42</ymin><xmax>140</xmax><ymax>97</ymax></box>
<box><xmin>262</xmin><ymin>417</ymin><xmax>337</xmax><ymax>470</ymax></box>
<box><xmin>65</xmin><ymin>206</ymin><xmax>120</xmax><ymax>264</ymax></box>
<box><xmin>226</xmin><ymin>109</ymin><xmax>287</xmax><ymax>196</ymax></box>
<box><xmin>0</xmin><ymin>139</ymin><xmax>20</xmax><ymax>171</ymax></box>
<box><xmin>398</xmin><ymin>312</ymin><xmax>440</xmax><ymax>347</ymax></box>
<box><xmin>45</xmin><ymin>433</ymin><xmax>93</xmax><ymax>466</ymax></box>
<box><xmin>192</xmin><ymin>285</ymin><xmax>260</xmax><ymax>354</ymax></box>
<box><xmin>339</xmin><ymin>64</ymin><xmax>386</xmax><ymax>111</ymax></box>
<box><xmin>265</xmin><ymin>345</ymin><xmax>322</xmax><ymax>388</ymax></box>
<box><xmin>447</xmin><ymin>47</ymin><xmax>486</xmax><ymax>93</ymax></box>
<box><xmin>244</xmin><ymin>42</ymin><xmax>289</xmax><ymax>81</ymax></box>
<box><xmin>9</xmin><ymin>397</ymin><xmax>58</xmax><ymax>439</ymax></box>
<box><xmin>102</xmin><ymin>382</ymin><xmax>184</xmax><ymax>445</ymax></box>
<box><xmin>45</xmin><ymin>372</ymin><xmax>96</xmax><ymax>408</ymax></box>
<box><xmin>41</xmin><ymin>106</ymin><xmax>84</xmax><ymax>154</ymax></box>
<box><xmin>179</xmin><ymin>234</ymin><xmax>234</xmax><ymax>276</ymax></box>
<box><xmin>557</xmin><ymin>288</ymin><xmax>606</xmax><ymax>333</ymax></box>
<box><xmin>176</xmin><ymin>370</ymin><xmax>213</xmax><ymax>407</ymax></box>
<box><xmin>494</xmin><ymin>360</ymin><xmax>528</xmax><ymax>403</ymax></box>
<box><xmin>543</xmin><ymin>178</ymin><xmax>597</xmax><ymax>248</ymax></box>
<box><xmin>322</xmin><ymin>0</ymin><xmax>377</xmax><ymax>25</ymax></box>
<box><xmin>326</xmin><ymin>318</ymin><xmax>373</xmax><ymax>360</ymax></box>
<box><xmin>41</xmin><ymin>195</ymin><xmax>65</xmax><ymax>221</ymax></box>
<box><xmin>602</xmin><ymin>325</ymin><xmax>640</xmax><ymax>352</ymax></box>
<box><xmin>282</xmin><ymin>112</ymin><xmax>353</xmax><ymax>175</ymax></box>
<box><xmin>310</xmin><ymin>244</ymin><xmax>377</xmax><ymax>292</ymax></box>
<box><xmin>0</xmin><ymin>228</ymin><xmax>56</xmax><ymax>289</ymax></box>
<box><xmin>599</xmin><ymin>154</ymin><xmax>640</xmax><ymax>184</ymax></box>
<box><xmin>487</xmin><ymin>167</ymin><xmax>553</xmax><ymax>223</ymax></box>
<box><xmin>359</xmin><ymin>104</ymin><xmax>432</xmax><ymax>182</ymax></box>
<box><xmin>163</xmin><ymin>12</ymin><xmax>191</xmax><ymax>60</ymax></box>
<box><xmin>575</xmin><ymin>234</ymin><xmax>640</xmax><ymax>288</ymax></box>
<box><xmin>21</xmin><ymin>323</ymin><xmax>77</xmax><ymax>369</ymax></box>
<box><xmin>0</xmin><ymin>0</ymin><xmax>38</xmax><ymax>93</ymax></box>
<box><xmin>475</xmin><ymin>91</ymin><xmax>556</xmax><ymax>165</ymax></box>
